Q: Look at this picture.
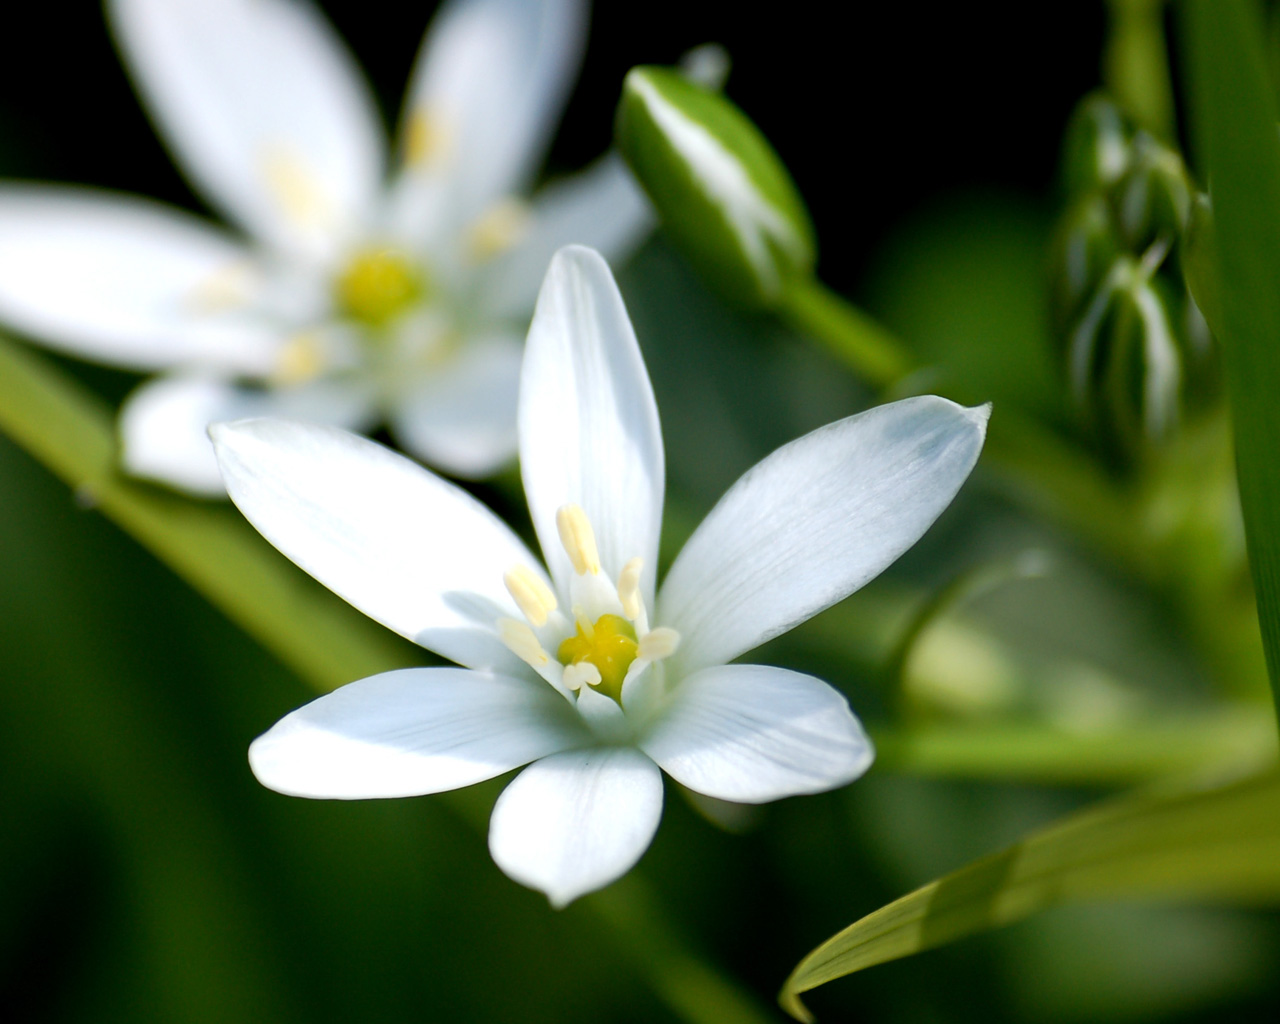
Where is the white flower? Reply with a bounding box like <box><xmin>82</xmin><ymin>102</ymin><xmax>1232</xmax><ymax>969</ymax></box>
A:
<box><xmin>0</xmin><ymin>0</ymin><xmax>650</xmax><ymax>494</ymax></box>
<box><xmin>211</xmin><ymin>246</ymin><xmax>989</xmax><ymax>906</ymax></box>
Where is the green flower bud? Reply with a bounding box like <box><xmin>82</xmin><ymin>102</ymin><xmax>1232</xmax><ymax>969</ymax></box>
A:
<box><xmin>1114</xmin><ymin>132</ymin><xmax>1192</xmax><ymax>250</ymax></box>
<box><xmin>1050</xmin><ymin>193</ymin><xmax>1122</xmax><ymax>326</ymax></box>
<box><xmin>616</xmin><ymin>66</ymin><xmax>815</xmax><ymax>307</ymax></box>
<box><xmin>1060</xmin><ymin>93</ymin><xmax>1133</xmax><ymax>196</ymax></box>
<box><xmin>1068</xmin><ymin>256</ymin><xmax>1184</xmax><ymax>449</ymax></box>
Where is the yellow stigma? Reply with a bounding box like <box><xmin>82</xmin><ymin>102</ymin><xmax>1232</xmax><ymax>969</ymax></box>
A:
<box><xmin>558</xmin><ymin>614</ymin><xmax>637</xmax><ymax>702</ymax></box>
<box><xmin>334</xmin><ymin>247</ymin><xmax>424</xmax><ymax>328</ymax></box>
<box><xmin>556</xmin><ymin>504</ymin><xmax>600</xmax><ymax>576</ymax></box>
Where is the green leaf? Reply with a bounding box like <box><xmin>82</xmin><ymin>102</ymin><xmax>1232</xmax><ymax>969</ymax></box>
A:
<box><xmin>780</xmin><ymin>766</ymin><xmax>1280</xmax><ymax>1021</ymax></box>
<box><xmin>0</xmin><ymin>335</ymin><xmax>416</xmax><ymax>691</ymax></box>
<box><xmin>1182</xmin><ymin>0</ymin><xmax>1280</xmax><ymax>728</ymax></box>
<box><xmin>616</xmin><ymin>65</ymin><xmax>815</xmax><ymax>307</ymax></box>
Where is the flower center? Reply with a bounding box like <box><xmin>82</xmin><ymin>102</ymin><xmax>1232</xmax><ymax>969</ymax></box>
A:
<box><xmin>558</xmin><ymin>614</ymin><xmax>638</xmax><ymax>702</ymax></box>
<box><xmin>495</xmin><ymin>504</ymin><xmax>682</xmax><ymax>711</ymax></box>
<box><xmin>334</xmin><ymin>246</ymin><xmax>426</xmax><ymax>328</ymax></box>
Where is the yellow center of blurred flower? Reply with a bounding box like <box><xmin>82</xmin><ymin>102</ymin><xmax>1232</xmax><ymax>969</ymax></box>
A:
<box><xmin>558</xmin><ymin>614</ymin><xmax>638</xmax><ymax>702</ymax></box>
<box><xmin>334</xmin><ymin>247</ymin><xmax>425</xmax><ymax>328</ymax></box>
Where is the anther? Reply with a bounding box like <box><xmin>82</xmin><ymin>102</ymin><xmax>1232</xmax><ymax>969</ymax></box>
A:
<box><xmin>405</xmin><ymin>107</ymin><xmax>449</xmax><ymax>168</ymax></box>
<box><xmin>562</xmin><ymin>662</ymin><xmax>602</xmax><ymax>692</ymax></box>
<box><xmin>274</xmin><ymin>332</ymin><xmax>326</xmax><ymax>385</ymax></box>
<box><xmin>261</xmin><ymin>144</ymin><xmax>326</xmax><ymax>227</ymax></box>
<box><xmin>466</xmin><ymin>199</ymin><xmax>531</xmax><ymax>262</ymax></box>
<box><xmin>556</xmin><ymin>504</ymin><xmax>600</xmax><ymax>576</ymax></box>
<box><xmin>638</xmin><ymin>627</ymin><xmax>681</xmax><ymax>662</ymax></box>
<box><xmin>503</xmin><ymin>566</ymin><xmax>557</xmax><ymax>627</ymax></box>
<box><xmin>617</xmin><ymin>558</ymin><xmax>644</xmax><ymax>620</ymax></box>
<box><xmin>497</xmin><ymin>618</ymin><xmax>549</xmax><ymax>668</ymax></box>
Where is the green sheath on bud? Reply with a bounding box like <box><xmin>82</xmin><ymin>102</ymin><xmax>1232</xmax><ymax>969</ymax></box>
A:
<box><xmin>616</xmin><ymin>66</ymin><xmax>815</xmax><ymax>307</ymax></box>
<box><xmin>1114</xmin><ymin>132</ymin><xmax>1192</xmax><ymax>250</ymax></box>
<box><xmin>1061</xmin><ymin>93</ymin><xmax>1133</xmax><ymax>196</ymax></box>
<box><xmin>1051</xmin><ymin>194</ymin><xmax>1121</xmax><ymax>324</ymax></box>
<box><xmin>1068</xmin><ymin>256</ymin><xmax>1183</xmax><ymax>448</ymax></box>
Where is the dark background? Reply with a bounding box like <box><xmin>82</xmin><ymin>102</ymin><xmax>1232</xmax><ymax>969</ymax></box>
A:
<box><xmin>0</xmin><ymin>2</ymin><xmax>1105</xmax><ymax>290</ymax></box>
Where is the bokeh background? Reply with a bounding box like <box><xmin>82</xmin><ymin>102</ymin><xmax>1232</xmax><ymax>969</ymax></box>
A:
<box><xmin>4</xmin><ymin>2</ymin><xmax>1278</xmax><ymax>1022</ymax></box>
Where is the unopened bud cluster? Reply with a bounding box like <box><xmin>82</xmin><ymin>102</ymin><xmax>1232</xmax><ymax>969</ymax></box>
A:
<box><xmin>1049</xmin><ymin>93</ymin><xmax>1214</xmax><ymax>458</ymax></box>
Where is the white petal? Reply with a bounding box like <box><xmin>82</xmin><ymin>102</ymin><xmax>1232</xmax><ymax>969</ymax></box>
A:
<box><xmin>389</xmin><ymin>334</ymin><xmax>521</xmax><ymax>478</ymax></box>
<box><xmin>109</xmin><ymin>0</ymin><xmax>383</xmax><ymax>262</ymax></box>
<box><xmin>519</xmin><ymin>246</ymin><xmax>664</xmax><ymax>600</ymax></box>
<box><xmin>0</xmin><ymin>187</ymin><xmax>275</xmax><ymax>372</ymax></box>
<box><xmin>250</xmin><ymin>667</ymin><xmax>587</xmax><ymax>799</ymax></box>
<box><xmin>211</xmin><ymin>418</ymin><xmax>545</xmax><ymax>671</ymax></box>
<box><xmin>121</xmin><ymin>374</ymin><xmax>375</xmax><ymax>496</ymax></box>
<box><xmin>481</xmin><ymin>153</ymin><xmax>654</xmax><ymax>319</ymax></box>
<box><xmin>394</xmin><ymin>0</ymin><xmax>586</xmax><ymax>237</ymax></box>
<box><xmin>488</xmin><ymin>747</ymin><xmax>663</xmax><ymax>907</ymax></box>
<box><xmin>640</xmin><ymin>664</ymin><xmax>873</xmax><ymax>803</ymax></box>
<box><xmin>658</xmin><ymin>397</ymin><xmax>989</xmax><ymax>675</ymax></box>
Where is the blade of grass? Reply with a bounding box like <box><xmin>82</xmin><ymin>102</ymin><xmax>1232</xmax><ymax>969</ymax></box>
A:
<box><xmin>780</xmin><ymin>765</ymin><xmax>1280</xmax><ymax>1021</ymax></box>
<box><xmin>0</xmin><ymin>336</ymin><xmax>416</xmax><ymax>691</ymax></box>
<box><xmin>1183</xmin><ymin>0</ymin><xmax>1280</xmax><ymax>728</ymax></box>
<box><xmin>871</xmin><ymin>709</ymin><xmax>1276</xmax><ymax>783</ymax></box>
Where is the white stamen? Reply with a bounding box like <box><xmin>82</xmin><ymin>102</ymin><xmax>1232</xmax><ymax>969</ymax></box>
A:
<box><xmin>503</xmin><ymin>566</ymin><xmax>557</xmax><ymax>627</ymax></box>
<box><xmin>572</xmin><ymin>605</ymin><xmax>594</xmax><ymax>637</ymax></box>
<box><xmin>617</xmin><ymin>558</ymin><xmax>644</xmax><ymax>620</ymax></box>
<box><xmin>557</xmin><ymin>504</ymin><xmax>600</xmax><ymax>576</ymax></box>
<box><xmin>404</xmin><ymin>106</ymin><xmax>451</xmax><ymax>169</ymax></box>
<box><xmin>273</xmin><ymin>331</ymin><xmax>327</xmax><ymax>385</ymax></box>
<box><xmin>497</xmin><ymin>617</ymin><xmax>549</xmax><ymax>668</ymax></box>
<box><xmin>466</xmin><ymin>198</ymin><xmax>532</xmax><ymax>263</ymax></box>
<box><xmin>562</xmin><ymin>662</ymin><xmax>602</xmax><ymax>692</ymax></box>
<box><xmin>261</xmin><ymin>144</ymin><xmax>328</xmax><ymax>228</ymax></box>
<box><xmin>638</xmin><ymin>627</ymin><xmax>681</xmax><ymax>662</ymax></box>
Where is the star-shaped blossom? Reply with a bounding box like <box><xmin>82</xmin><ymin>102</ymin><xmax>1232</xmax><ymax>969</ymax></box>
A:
<box><xmin>211</xmin><ymin>245</ymin><xmax>989</xmax><ymax>906</ymax></box>
<box><xmin>0</xmin><ymin>0</ymin><xmax>649</xmax><ymax>494</ymax></box>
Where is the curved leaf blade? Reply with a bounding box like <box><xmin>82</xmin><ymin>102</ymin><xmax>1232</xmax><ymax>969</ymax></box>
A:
<box><xmin>1182</xmin><ymin>0</ymin><xmax>1280</xmax><ymax>728</ymax></box>
<box><xmin>780</xmin><ymin>767</ymin><xmax>1280</xmax><ymax>1021</ymax></box>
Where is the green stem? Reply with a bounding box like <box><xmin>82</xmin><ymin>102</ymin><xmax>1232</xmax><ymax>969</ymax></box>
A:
<box><xmin>1105</xmin><ymin>0</ymin><xmax>1176</xmax><ymax>142</ymax></box>
<box><xmin>778</xmin><ymin>276</ymin><xmax>1143</xmax><ymax>569</ymax></box>
<box><xmin>871</xmin><ymin>708</ymin><xmax>1277</xmax><ymax>783</ymax></box>
<box><xmin>777</xmin><ymin>276</ymin><xmax>912</xmax><ymax>389</ymax></box>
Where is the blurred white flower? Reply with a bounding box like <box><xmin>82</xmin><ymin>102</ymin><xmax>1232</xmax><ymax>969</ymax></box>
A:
<box><xmin>0</xmin><ymin>0</ymin><xmax>650</xmax><ymax>494</ymax></box>
<box><xmin>211</xmin><ymin>245</ymin><xmax>989</xmax><ymax>906</ymax></box>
